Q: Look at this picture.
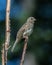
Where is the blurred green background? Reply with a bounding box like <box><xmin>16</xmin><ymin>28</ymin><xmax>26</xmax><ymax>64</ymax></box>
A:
<box><xmin>0</xmin><ymin>0</ymin><xmax>52</xmax><ymax>65</ymax></box>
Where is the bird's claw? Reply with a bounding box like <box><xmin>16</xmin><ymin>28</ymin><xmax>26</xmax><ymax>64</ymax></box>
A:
<box><xmin>23</xmin><ymin>35</ymin><xmax>28</xmax><ymax>42</ymax></box>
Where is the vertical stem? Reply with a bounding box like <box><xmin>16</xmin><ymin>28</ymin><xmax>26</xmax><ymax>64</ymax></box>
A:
<box><xmin>1</xmin><ymin>0</ymin><xmax>11</xmax><ymax>65</ymax></box>
<box><xmin>5</xmin><ymin>0</ymin><xmax>11</xmax><ymax>65</ymax></box>
<box><xmin>5</xmin><ymin>0</ymin><xmax>11</xmax><ymax>45</ymax></box>
<box><xmin>20</xmin><ymin>36</ymin><xmax>28</xmax><ymax>65</ymax></box>
<box><xmin>1</xmin><ymin>44</ymin><xmax>5</xmax><ymax>65</ymax></box>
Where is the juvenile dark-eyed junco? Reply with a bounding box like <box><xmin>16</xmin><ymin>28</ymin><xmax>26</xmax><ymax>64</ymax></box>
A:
<box><xmin>11</xmin><ymin>17</ymin><xmax>36</xmax><ymax>52</ymax></box>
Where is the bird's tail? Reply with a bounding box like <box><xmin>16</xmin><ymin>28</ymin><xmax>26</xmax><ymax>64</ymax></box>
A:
<box><xmin>11</xmin><ymin>39</ymin><xmax>18</xmax><ymax>52</ymax></box>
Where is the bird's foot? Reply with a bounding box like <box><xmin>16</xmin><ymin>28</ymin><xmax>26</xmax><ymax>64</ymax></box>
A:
<box><xmin>23</xmin><ymin>35</ymin><xmax>28</xmax><ymax>42</ymax></box>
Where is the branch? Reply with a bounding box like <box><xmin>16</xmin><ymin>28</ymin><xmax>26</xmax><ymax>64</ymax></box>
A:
<box><xmin>20</xmin><ymin>36</ymin><xmax>28</xmax><ymax>65</ymax></box>
<box><xmin>1</xmin><ymin>44</ymin><xmax>5</xmax><ymax>65</ymax></box>
<box><xmin>5</xmin><ymin>0</ymin><xmax>11</xmax><ymax>65</ymax></box>
<box><xmin>5</xmin><ymin>0</ymin><xmax>11</xmax><ymax>45</ymax></box>
<box><xmin>1</xmin><ymin>0</ymin><xmax>11</xmax><ymax>65</ymax></box>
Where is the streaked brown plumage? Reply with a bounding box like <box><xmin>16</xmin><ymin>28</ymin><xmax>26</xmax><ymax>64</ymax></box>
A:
<box><xmin>11</xmin><ymin>17</ymin><xmax>36</xmax><ymax>52</ymax></box>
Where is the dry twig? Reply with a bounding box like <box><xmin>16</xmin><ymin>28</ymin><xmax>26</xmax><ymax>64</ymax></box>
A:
<box><xmin>1</xmin><ymin>0</ymin><xmax>11</xmax><ymax>65</ymax></box>
<box><xmin>5</xmin><ymin>0</ymin><xmax>11</xmax><ymax>64</ymax></box>
<box><xmin>20</xmin><ymin>36</ymin><xmax>28</xmax><ymax>65</ymax></box>
<box><xmin>1</xmin><ymin>44</ymin><xmax>5</xmax><ymax>65</ymax></box>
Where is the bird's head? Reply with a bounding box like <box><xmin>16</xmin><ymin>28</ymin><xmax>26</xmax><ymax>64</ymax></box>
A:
<box><xmin>27</xmin><ymin>17</ymin><xmax>36</xmax><ymax>24</ymax></box>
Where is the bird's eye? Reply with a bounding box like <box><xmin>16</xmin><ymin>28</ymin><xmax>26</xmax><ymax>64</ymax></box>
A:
<box><xmin>31</xmin><ymin>18</ymin><xmax>33</xmax><ymax>20</ymax></box>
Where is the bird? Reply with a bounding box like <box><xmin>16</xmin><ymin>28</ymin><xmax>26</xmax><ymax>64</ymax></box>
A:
<box><xmin>11</xmin><ymin>17</ymin><xmax>36</xmax><ymax>52</ymax></box>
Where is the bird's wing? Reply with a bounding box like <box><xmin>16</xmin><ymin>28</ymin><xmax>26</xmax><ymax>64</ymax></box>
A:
<box><xmin>23</xmin><ymin>28</ymin><xmax>32</xmax><ymax>36</ymax></box>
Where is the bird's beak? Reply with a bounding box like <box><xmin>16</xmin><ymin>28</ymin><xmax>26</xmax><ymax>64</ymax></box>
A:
<box><xmin>33</xmin><ymin>19</ymin><xmax>36</xmax><ymax>23</ymax></box>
